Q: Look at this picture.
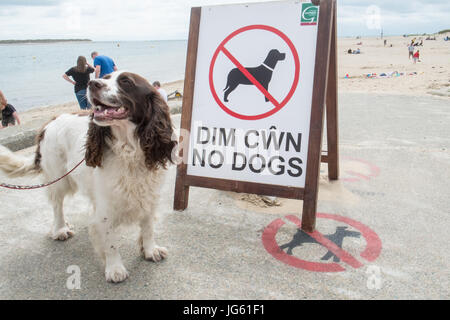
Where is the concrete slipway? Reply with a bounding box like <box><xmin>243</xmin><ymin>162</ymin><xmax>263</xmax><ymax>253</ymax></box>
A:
<box><xmin>0</xmin><ymin>93</ymin><xmax>448</xmax><ymax>300</ymax></box>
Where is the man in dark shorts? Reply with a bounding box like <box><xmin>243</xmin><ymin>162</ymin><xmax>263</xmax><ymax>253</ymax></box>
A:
<box><xmin>0</xmin><ymin>90</ymin><xmax>21</xmax><ymax>128</ymax></box>
<box><xmin>408</xmin><ymin>44</ymin><xmax>415</xmax><ymax>59</ymax></box>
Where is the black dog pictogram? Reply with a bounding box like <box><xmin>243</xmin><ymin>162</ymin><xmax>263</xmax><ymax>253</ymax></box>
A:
<box><xmin>279</xmin><ymin>226</ymin><xmax>361</xmax><ymax>262</ymax></box>
<box><xmin>223</xmin><ymin>49</ymin><xmax>286</xmax><ymax>103</ymax></box>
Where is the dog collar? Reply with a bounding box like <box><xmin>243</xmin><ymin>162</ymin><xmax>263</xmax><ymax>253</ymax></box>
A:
<box><xmin>262</xmin><ymin>63</ymin><xmax>274</xmax><ymax>72</ymax></box>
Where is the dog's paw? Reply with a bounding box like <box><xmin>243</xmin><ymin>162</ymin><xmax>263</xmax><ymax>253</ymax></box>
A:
<box><xmin>51</xmin><ymin>225</ymin><xmax>75</xmax><ymax>241</ymax></box>
<box><xmin>105</xmin><ymin>264</ymin><xmax>129</xmax><ymax>283</ymax></box>
<box><xmin>143</xmin><ymin>245</ymin><xmax>168</xmax><ymax>262</ymax></box>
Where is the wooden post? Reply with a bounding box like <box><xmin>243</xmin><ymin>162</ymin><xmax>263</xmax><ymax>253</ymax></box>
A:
<box><xmin>326</xmin><ymin>2</ymin><xmax>339</xmax><ymax>181</ymax></box>
<box><xmin>301</xmin><ymin>0</ymin><xmax>335</xmax><ymax>232</ymax></box>
<box><xmin>173</xmin><ymin>7</ymin><xmax>201</xmax><ymax>211</ymax></box>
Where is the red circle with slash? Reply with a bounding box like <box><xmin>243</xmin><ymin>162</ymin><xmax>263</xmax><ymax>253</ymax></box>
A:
<box><xmin>262</xmin><ymin>213</ymin><xmax>382</xmax><ymax>272</ymax></box>
<box><xmin>209</xmin><ymin>25</ymin><xmax>300</xmax><ymax>120</ymax></box>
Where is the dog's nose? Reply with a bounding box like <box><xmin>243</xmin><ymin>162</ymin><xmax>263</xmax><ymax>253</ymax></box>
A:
<box><xmin>88</xmin><ymin>80</ymin><xmax>105</xmax><ymax>90</ymax></box>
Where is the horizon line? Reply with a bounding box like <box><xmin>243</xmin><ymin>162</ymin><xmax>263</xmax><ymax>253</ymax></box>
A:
<box><xmin>1</xmin><ymin>30</ymin><xmax>448</xmax><ymax>43</ymax></box>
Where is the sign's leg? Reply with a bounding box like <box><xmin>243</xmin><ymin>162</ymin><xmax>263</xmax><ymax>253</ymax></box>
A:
<box><xmin>301</xmin><ymin>0</ymin><xmax>335</xmax><ymax>232</ymax></box>
<box><xmin>326</xmin><ymin>4</ymin><xmax>339</xmax><ymax>181</ymax></box>
<box><xmin>172</xmin><ymin>7</ymin><xmax>201</xmax><ymax>212</ymax></box>
<box><xmin>174</xmin><ymin>170</ymin><xmax>190</xmax><ymax>211</ymax></box>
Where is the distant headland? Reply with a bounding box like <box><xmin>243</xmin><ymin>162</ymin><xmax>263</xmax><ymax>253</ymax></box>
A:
<box><xmin>0</xmin><ymin>39</ymin><xmax>92</xmax><ymax>44</ymax></box>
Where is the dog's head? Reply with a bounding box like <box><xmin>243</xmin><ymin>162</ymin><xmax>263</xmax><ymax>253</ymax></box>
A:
<box><xmin>87</xmin><ymin>71</ymin><xmax>154</xmax><ymax>126</ymax></box>
<box><xmin>269</xmin><ymin>49</ymin><xmax>286</xmax><ymax>62</ymax></box>
<box><xmin>85</xmin><ymin>71</ymin><xmax>176</xmax><ymax>170</ymax></box>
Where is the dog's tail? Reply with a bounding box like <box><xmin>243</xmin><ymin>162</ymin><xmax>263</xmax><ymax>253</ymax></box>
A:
<box><xmin>0</xmin><ymin>144</ymin><xmax>40</xmax><ymax>178</ymax></box>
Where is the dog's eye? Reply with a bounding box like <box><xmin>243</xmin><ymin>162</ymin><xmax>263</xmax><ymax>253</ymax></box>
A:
<box><xmin>119</xmin><ymin>78</ymin><xmax>134</xmax><ymax>86</ymax></box>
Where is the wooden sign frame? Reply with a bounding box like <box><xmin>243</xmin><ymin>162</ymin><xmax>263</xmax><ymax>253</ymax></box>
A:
<box><xmin>174</xmin><ymin>0</ymin><xmax>338</xmax><ymax>232</ymax></box>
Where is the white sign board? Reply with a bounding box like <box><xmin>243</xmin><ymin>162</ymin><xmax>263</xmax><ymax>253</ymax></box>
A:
<box><xmin>187</xmin><ymin>0</ymin><xmax>319</xmax><ymax>188</ymax></box>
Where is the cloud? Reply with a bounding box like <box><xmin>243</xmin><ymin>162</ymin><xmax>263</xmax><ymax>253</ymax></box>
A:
<box><xmin>0</xmin><ymin>0</ymin><xmax>448</xmax><ymax>40</ymax></box>
<box><xmin>340</xmin><ymin>0</ymin><xmax>450</xmax><ymax>13</ymax></box>
<box><xmin>0</xmin><ymin>0</ymin><xmax>60</xmax><ymax>6</ymax></box>
<box><xmin>338</xmin><ymin>0</ymin><xmax>450</xmax><ymax>36</ymax></box>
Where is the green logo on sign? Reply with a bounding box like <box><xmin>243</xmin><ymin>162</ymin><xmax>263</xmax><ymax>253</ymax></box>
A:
<box><xmin>301</xmin><ymin>3</ymin><xmax>319</xmax><ymax>26</ymax></box>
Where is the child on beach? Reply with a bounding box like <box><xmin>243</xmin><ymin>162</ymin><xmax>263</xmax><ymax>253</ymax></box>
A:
<box><xmin>0</xmin><ymin>90</ymin><xmax>21</xmax><ymax>129</ymax></box>
<box><xmin>413</xmin><ymin>50</ymin><xmax>420</xmax><ymax>63</ymax></box>
<box><xmin>63</xmin><ymin>56</ymin><xmax>95</xmax><ymax>110</ymax></box>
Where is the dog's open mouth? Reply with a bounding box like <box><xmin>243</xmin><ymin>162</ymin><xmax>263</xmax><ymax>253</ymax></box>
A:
<box><xmin>92</xmin><ymin>99</ymin><xmax>129</xmax><ymax>121</ymax></box>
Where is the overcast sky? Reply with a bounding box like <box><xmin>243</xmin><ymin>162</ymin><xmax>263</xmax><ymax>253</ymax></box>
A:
<box><xmin>0</xmin><ymin>0</ymin><xmax>448</xmax><ymax>40</ymax></box>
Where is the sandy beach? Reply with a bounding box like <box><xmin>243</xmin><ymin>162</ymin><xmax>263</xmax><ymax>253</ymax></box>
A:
<box><xmin>338</xmin><ymin>34</ymin><xmax>450</xmax><ymax>97</ymax></box>
<box><xmin>6</xmin><ymin>34</ymin><xmax>450</xmax><ymax>128</ymax></box>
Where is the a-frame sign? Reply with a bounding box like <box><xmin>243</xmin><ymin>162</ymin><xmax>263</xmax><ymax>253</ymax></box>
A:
<box><xmin>174</xmin><ymin>0</ymin><xmax>339</xmax><ymax>232</ymax></box>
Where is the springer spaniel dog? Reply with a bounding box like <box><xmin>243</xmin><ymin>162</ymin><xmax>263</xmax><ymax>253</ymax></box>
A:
<box><xmin>0</xmin><ymin>71</ymin><xmax>177</xmax><ymax>283</ymax></box>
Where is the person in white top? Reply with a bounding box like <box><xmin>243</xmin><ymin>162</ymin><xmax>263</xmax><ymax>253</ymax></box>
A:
<box><xmin>152</xmin><ymin>81</ymin><xmax>168</xmax><ymax>102</ymax></box>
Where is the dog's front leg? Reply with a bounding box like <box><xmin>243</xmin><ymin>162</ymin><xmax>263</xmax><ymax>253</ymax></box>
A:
<box><xmin>139</xmin><ymin>214</ymin><xmax>168</xmax><ymax>262</ymax></box>
<box><xmin>89</xmin><ymin>214</ymin><xmax>128</xmax><ymax>283</ymax></box>
<box><xmin>50</xmin><ymin>195</ymin><xmax>75</xmax><ymax>241</ymax></box>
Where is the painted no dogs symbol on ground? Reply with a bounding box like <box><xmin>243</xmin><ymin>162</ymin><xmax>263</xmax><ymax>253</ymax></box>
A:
<box><xmin>209</xmin><ymin>25</ymin><xmax>300</xmax><ymax>120</ymax></box>
<box><xmin>262</xmin><ymin>213</ymin><xmax>382</xmax><ymax>272</ymax></box>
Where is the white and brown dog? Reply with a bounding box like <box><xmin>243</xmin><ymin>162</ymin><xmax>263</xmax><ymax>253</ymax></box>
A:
<box><xmin>0</xmin><ymin>71</ymin><xmax>177</xmax><ymax>283</ymax></box>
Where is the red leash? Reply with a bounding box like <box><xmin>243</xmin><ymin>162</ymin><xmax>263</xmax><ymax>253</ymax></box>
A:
<box><xmin>0</xmin><ymin>159</ymin><xmax>85</xmax><ymax>190</ymax></box>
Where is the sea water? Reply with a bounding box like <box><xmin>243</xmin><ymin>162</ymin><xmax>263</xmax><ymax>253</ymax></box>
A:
<box><xmin>0</xmin><ymin>40</ymin><xmax>187</xmax><ymax>111</ymax></box>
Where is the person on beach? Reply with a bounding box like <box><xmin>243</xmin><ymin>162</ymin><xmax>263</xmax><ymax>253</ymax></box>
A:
<box><xmin>63</xmin><ymin>56</ymin><xmax>95</xmax><ymax>110</ymax></box>
<box><xmin>408</xmin><ymin>44</ymin><xmax>415</xmax><ymax>59</ymax></box>
<box><xmin>153</xmin><ymin>81</ymin><xmax>168</xmax><ymax>102</ymax></box>
<box><xmin>413</xmin><ymin>50</ymin><xmax>420</xmax><ymax>64</ymax></box>
<box><xmin>91</xmin><ymin>51</ymin><xmax>117</xmax><ymax>78</ymax></box>
<box><xmin>0</xmin><ymin>90</ymin><xmax>21</xmax><ymax>128</ymax></box>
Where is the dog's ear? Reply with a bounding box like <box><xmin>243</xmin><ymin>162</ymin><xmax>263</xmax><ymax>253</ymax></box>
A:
<box><xmin>135</xmin><ymin>91</ymin><xmax>177</xmax><ymax>170</ymax></box>
<box><xmin>85</xmin><ymin>119</ymin><xmax>112</xmax><ymax>168</ymax></box>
